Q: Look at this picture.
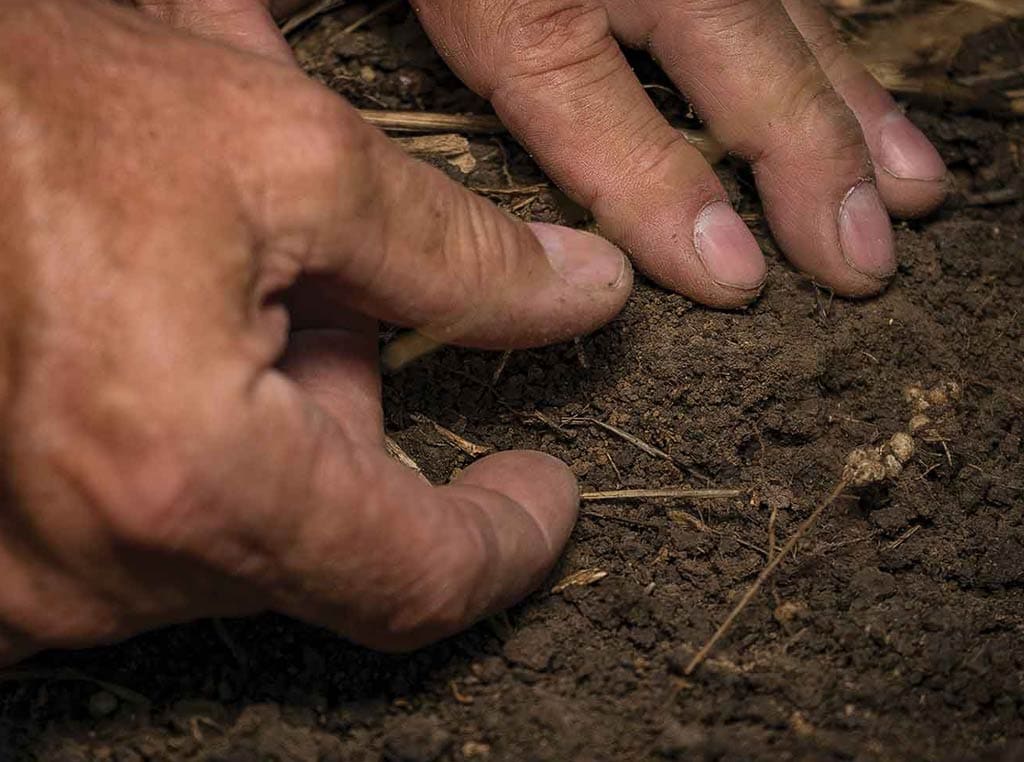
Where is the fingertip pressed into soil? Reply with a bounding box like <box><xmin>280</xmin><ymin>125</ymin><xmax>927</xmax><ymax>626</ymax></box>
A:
<box><xmin>4</xmin><ymin>3</ymin><xmax>1023</xmax><ymax>761</ymax></box>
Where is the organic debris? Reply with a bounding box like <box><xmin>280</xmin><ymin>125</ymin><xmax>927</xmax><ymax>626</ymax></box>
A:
<box><xmin>685</xmin><ymin>380</ymin><xmax>963</xmax><ymax>675</ymax></box>
<box><xmin>551</xmin><ymin>568</ymin><xmax>609</xmax><ymax>594</ymax></box>
<box><xmin>410</xmin><ymin>413</ymin><xmax>494</xmax><ymax>458</ymax></box>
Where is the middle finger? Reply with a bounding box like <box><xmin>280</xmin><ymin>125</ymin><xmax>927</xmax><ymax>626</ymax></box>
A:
<box><xmin>610</xmin><ymin>0</ymin><xmax>896</xmax><ymax>294</ymax></box>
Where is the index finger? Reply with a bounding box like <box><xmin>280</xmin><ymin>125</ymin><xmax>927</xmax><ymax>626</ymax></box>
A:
<box><xmin>415</xmin><ymin>0</ymin><xmax>768</xmax><ymax>307</ymax></box>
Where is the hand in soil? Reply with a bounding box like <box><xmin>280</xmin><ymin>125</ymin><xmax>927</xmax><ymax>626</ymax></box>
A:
<box><xmin>0</xmin><ymin>0</ymin><xmax>632</xmax><ymax>665</ymax></box>
<box><xmin>136</xmin><ymin>0</ymin><xmax>949</xmax><ymax>308</ymax></box>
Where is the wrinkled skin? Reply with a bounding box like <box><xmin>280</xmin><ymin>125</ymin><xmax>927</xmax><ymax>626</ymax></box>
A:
<box><xmin>138</xmin><ymin>0</ymin><xmax>948</xmax><ymax>306</ymax></box>
<box><xmin>0</xmin><ymin>0</ymin><xmax>631</xmax><ymax>664</ymax></box>
<box><xmin>0</xmin><ymin>0</ymin><xmax>947</xmax><ymax>664</ymax></box>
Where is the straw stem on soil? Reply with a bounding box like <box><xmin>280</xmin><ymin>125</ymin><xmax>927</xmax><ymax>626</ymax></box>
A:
<box><xmin>684</xmin><ymin>477</ymin><xmax>851</xmax><ymax>675</ymax></box>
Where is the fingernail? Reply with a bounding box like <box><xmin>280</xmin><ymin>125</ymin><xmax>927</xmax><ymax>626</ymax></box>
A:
<box><xmin>529</xmin><ymin>223</ymin><xmax>628</xmax><ymax>290</ymax></box>
<box><xmin>839</xmin><ymin>182</ymin><xmax>896</xmax><ymax>280</ymax></box>
<box><xmin>693</xmin><ymin>201</ymin><xmax>766</xmax><ymax>290</ymax></box>
<box><xmin>875</xmin><ymin>112</ymin><xmax>947</xmax><ymax>182</ymax></box>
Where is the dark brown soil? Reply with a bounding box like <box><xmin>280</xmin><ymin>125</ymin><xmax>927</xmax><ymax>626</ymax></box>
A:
<box><xmin>3</xmin><ymin>5</ymin><xmax>1023</xmax><ymax>762</ymax></box>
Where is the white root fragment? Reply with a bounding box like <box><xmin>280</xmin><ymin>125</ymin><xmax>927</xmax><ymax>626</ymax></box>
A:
<box><xmin>908</xmin><ymin>414</ymin><xmax>932</xmax><ymax>434</ymax></box>
<box><xmin>904</xmin><ymin>380</ymin><xmax>962</xmax><ymax>413</ymax></box>
<box><xmin>843</xmin><ymin>431</ymin><xmax>917</xmax><ymax>488</ymax></box>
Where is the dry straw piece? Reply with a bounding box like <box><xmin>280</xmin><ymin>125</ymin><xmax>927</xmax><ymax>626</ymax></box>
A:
<box><xmin>410</xmin><ymin>413</ymin><xmax>494</xmax><ymax>458</ymax></box>
<box><xmin>551</xmin><ymin>568</ymin><xmax>609</xmax><ymax>594</ymax></box>
<box><xmin>580</xmin><ymin>488</ymin><xmax>743</xmax><ymax>501</ymax></box>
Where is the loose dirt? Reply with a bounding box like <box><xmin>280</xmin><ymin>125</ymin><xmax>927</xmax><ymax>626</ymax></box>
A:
<box><xmin>3</xmin><ymin>4</ymin><xmax>1022</xmax><ymax>761</ymax></box>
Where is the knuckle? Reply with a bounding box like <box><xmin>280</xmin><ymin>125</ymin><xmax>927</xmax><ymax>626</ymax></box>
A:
<box><xmin>497</xmin><ymin>0</ymin><xmax>614</xmax><ymax>81</ymax></box>
<box><xmin>799</xmin><ymin>21</ymin><xmax>846</xmax><ymax>69</ymax></box>
<box><xmin>289</xmin><ymin>85</ymin><xmax>373</xmax><ymax>179</ymax></box>
<box><xmin>613</xmin><ymin>117</ymin><xmax>692</xmax><ymax>181</ymax></box>
<box><xmin>293</xmin><ymin>87</ymin><xmax>382</xmax><ymax>216</ymax></box>
<box><xmin>776</xmin><ymin>63</ymin><xmax>838</xmax><ymax>124</ymax></box>
<box><xmin>304</xmin><ymin>89</ymin><xmax>371</xmax><ymax>160</ymax></box>
<box><xmin>671</xmin><ymin>0</ymin><xmax>777</xmax><ymax>32</ymax></box>
<box><xmin>494</xmin><ymin>29</ymin><xmax>624</xmax><ymax>121</ymax></box>
<box><xmin>755</xmin><ymin>63</ymin><xmax>868</xmax><ymax>170</ymax></box>
<box><xmin>410</xmin><ymin>190</ymin><xmax>518</xmax><ymax>336</ymax></box>
<box><xmin>30</xmin><ymin>380</ymin><xmax>233</xmax><ymax>551</ymax></box>
<box><xmin>131</xmin><ymin>0</ymin><xmax>177</xmax><ymax>23</ymax></box>
<box><xmin>591</xmin><ymin>124</ymin><xmax>700</xmax><ymax>211</ymax></box>
<box><xmin>70</xmin><ymin>426</ymin><xmax>209</xmax><ymax>548</ymax></box>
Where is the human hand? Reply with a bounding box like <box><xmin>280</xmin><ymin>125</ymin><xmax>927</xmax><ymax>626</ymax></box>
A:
<box><xmin>0</xmin><ymin>0</ymin><xmax>630</xmax><ymax>663</ymax></box>
<box><xmin>136</xmin><ymin>0</ymin><xmax>948</xmax><ymax>308</ymax></box>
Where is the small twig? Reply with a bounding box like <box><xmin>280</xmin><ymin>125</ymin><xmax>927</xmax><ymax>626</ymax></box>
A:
<box><xmin>957</xmin><ymin>65</ymin><xmax>1024</xmax><ymax>87</ymax></box>
<box><xmin>667</xmin><ymin>510</ymin><xmax>769</xmax><ymax>557</ymax></box>
<box><xmin>667</xmin><ymin>509</ymin><xmax>709</xmax><ymax>531</ymax></box>
<box><xmin>886</xmin><ymin>524</ymin><xmax>921</xmax><ymax>550</ymax></box>
<box><xmin>684</xmin><ymin>477</ymin><xmax>851</xmax><ymax>676</ymax></box>
<box><xmin>410</xmin><ymin>413</ymin><xmax>493</xmax><ymax>458</ymax></box>
<box><xmin>866</xmin><ymin>65</ymin><xmax>1016</xmax><ymax>116</ymax></box>
<box><xmin>449</xmin><ymin>679</ymin><xmax>474</xmax><ymax>705</ymax></box>
<box><xmin>551</xmin><ymin>568</ymin><xmax>608</xmax><ymax>594</ymax></box>
<box><xmin>469</xmin><ymin>183</ymin><xmax>552</xmax><ymax>196</ymax></box>
<box><xmin>956</xmin><ymin>0</ymin><xmax>1024</xmax><ymax>17</ymax></box>
<box><xmin>358</xmin><ymin>110</ymin><xmax>724</xmax><ymax>162</ymax></box>
<box><xmin>564</xmin><ymin>417</ymin><xmax>710</xmax><ymax>482</ymax></box>
<box><xmin>522</xmin><ymin>410</ymin><xmax>577</xmax><ymax>440</ymax></box>
<box><xmin>360</xmin><ymin>110</ymin><xmax>506</xmax><ymax>135</ymax></box>
<box><xmin>341</xmin><ymin>0</ymin><xmax>401</xmax><ymax>34</ymax></box>
<box><xmin>392</xmin><ymin>134</ymin><xmax>477</xmax><ymax>173</ymax></box>
<box><xmin>492</xmin><ymin>350</ymin><xmax>512</xmax><ymax>384</ymax></box>
<box><xmin>731</xmin><ymin>536</ymin><xmax>770</xmax><ymax>559</ymax></box>
<box><xmin>604</xmin><ymin>448</ymin><xmax>624</xmax><ymax>487</ymax></box>
<box><xmin>281</xmin><ymin>0</ymin><xmax>345</xmax><ymax>36</ymax></box>
<box><xmin>581</xmin><ymin>488</ymin><xmax>743</xmax><ymax>501</ymax></box>
<box><xmin>384</xmin><ymin>435</ymin><xmax>423</xmax><ymax>473</ymax></box>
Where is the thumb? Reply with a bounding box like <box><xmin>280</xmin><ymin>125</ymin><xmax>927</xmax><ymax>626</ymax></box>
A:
<box><xmin>293</xmin><ymin>448</ymin><xmax>579</xmax><ymax>651</ymax></box>
<box><xmin>265</xmin><ymin>93</ymin><xmax>633</xmax><ymax>350</ymax></box>
<box><xmin>233</xmin><ymin>372</ymin><xmax>578</xmax><ymax>650</ymax></box>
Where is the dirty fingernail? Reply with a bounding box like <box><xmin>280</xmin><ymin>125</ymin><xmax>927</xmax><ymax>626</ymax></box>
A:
<box><xmin>839</xmin><ymin>183</ymin><xmax>896</xmax><ymax>280</ymax></box>
<box><xmin>529</xmin><ymin>222</ymin><xmax>628</xmax><ymax>290</ymax></box>
<box><xmin>876</xmin><ymin>112</ymin><xmax>947</xmax><ymax>182</ymax></box>
<box><xmin>693</xmin><ymin>201</ymin><xmax>766</xmax><ymax>291</ymax></box>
